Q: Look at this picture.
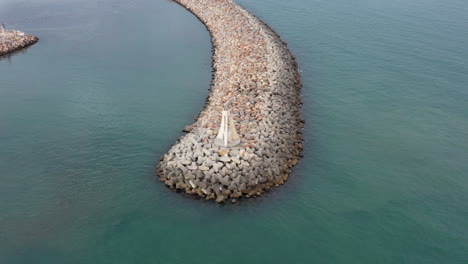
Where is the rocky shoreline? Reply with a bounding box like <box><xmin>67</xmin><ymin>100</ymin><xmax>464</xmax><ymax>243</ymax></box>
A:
<box><xmin>157</xmin><ymin>0</ymin><xmax>303</xmax><ymax>203</ymax></box>
<box><xmin>0</xmin><ymin>30</ymin><xmax>38</xmax><ymax>56</ymax></box>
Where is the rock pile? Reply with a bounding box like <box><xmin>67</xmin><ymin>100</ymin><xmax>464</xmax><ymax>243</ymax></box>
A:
<box><xmin>157</xmin><ymin>0</ymin><xmax>303</xmax><ymax>203</ymax></box>
<box><xmin>0</xmin><ymin>30</ymin><xmax>38</xmax><ymax>56</ymax></box>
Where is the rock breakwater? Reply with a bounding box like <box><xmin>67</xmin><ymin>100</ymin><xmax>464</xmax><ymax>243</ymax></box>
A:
<box><xmin>157</xmin><ymin>0</ymin><xmax>303</xmax><ymax>203</ymax></box>
<box><xmin>0</xmin><ymin>30</ymin><xmax>38</xmax><ymax>56</ymax></box>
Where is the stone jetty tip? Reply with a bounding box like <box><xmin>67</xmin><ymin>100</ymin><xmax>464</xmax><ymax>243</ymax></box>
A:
<box><xmin>157</xmin><ymin>0</ymin><xmax>303</xmax><ymax>203</ymax></box>
<box><xmin>0</xmin><ymin>24</ymin><xmax>38</xmax><ymax>57</ymax></box>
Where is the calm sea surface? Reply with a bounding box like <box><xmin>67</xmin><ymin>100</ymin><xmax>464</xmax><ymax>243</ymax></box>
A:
<box><xmin>1</xmin><ymin>0</ymin><xmax>467</xmax><ymax>263</ymax></box>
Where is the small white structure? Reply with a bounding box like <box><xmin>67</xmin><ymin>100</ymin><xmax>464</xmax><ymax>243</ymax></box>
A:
<box><xmin>214</xmin><ymin>110</ymin><xmax>240</xmax><ymax>147</ymax></box>
<box><xmin>1</xmin><ymin>24</ymin><xmax>5</xmax><ymax>34</ymax></box>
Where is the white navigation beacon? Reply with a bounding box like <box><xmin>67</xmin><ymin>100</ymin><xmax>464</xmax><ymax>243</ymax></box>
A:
<box><xmin>214</xmin><ymin>109</ymin><xmax>241</xmax><ymax>148</ymax></box>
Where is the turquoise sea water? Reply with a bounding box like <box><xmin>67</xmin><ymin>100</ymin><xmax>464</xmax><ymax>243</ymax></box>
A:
<box><xmin>1</xmin><ymin>0</ymin><xmax>467</xmax><ymax>263</ymax></box>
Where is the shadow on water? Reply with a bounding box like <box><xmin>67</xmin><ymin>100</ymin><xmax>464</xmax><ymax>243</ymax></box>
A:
<box><xmin>0</xmin><ymin>44</ymin><xmax>35</xmax><ymax>62</ymax></box>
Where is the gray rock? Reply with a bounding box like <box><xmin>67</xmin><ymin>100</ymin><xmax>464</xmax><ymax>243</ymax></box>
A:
<box><xmin>220</xmin><ymin>156</ymin><xmax>231</xmax><ymax>162</ymax></box>
<box><xmin>212</xmin><ymin>162</ymin><xmax>224</xmax><ymax>172</ymax></box>
<box><xmin>181</xmin><ymin>160</ymin><xmax>191</xmax><ymax>165</ymax></box>
<box><xmin>199</xmin><ymin>166</ymin><xmax>210</xmax><ymax>171</ymax></box>
<box><xmin>231</xmin><ymin>156</ymin><xmax>241</xmax><ymax>164</ymax></box>
<box><xmin>202</xmin><ymin>149</ymin><xmax>212</xmax><ymax>156</ymax></box>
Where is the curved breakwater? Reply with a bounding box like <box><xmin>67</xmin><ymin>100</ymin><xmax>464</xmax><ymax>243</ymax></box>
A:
<box><xmin>157</xmin><ymin>0</ymin><xmax>303</xmax><ymax>202</ymax></box>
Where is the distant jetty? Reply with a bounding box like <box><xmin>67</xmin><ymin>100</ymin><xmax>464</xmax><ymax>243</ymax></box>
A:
<box><xmin>157</xmin><ymin>0</ymin><xmax>303</xmax><ymax>203</ymax></box>
<box><xmin>0</xmin><ymin>25</ymin><xmax>38</xmax><ymax>56</ymax></box>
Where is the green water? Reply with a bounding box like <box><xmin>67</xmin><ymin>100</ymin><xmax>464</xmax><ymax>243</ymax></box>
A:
<box><xmin>1</xmin><ymin>0</ymin><xmax>467</xmax><ymax>263</ymax></box>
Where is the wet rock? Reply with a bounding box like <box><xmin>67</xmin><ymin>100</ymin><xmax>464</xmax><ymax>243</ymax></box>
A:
<box><xmin>183</xmin><ymin>125</ymin><xmax>194</xmax><ymax>133</ymax></box>
<box><xmin>216</xmin><ymin>195</ymin><xmax>226</xmax><ymax>203</ymax></box>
